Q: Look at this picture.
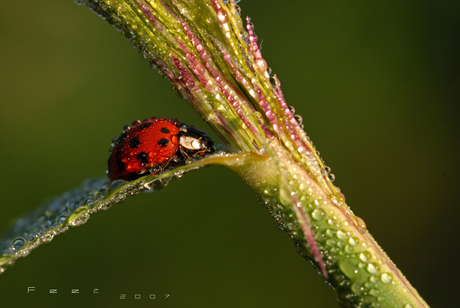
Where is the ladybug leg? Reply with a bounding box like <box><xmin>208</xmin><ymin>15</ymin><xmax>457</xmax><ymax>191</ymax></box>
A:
<box><xmin>178</xmin><ymin>146</ymin><xmax>190</xmax><ymax>159</ymax></box>
<box><xmin>159</xmin><ymin>154</ymin><xmax>181</xmax><ymax>173</ymax></box>
<box><xmin>147</xmin><ymin>155</ymin><xmax>176</xmax><ymax>175</ymax></box>
<box><xmin>192</xmin><ymin>148</ymin><xmax>210</xmax><ymax>157</ymax></box>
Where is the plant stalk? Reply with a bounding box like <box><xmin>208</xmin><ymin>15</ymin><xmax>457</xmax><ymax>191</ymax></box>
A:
<box><xmin>73</xmin><ymin>0</ymin><xmax>430</xmax><ymax>306</ymax></box>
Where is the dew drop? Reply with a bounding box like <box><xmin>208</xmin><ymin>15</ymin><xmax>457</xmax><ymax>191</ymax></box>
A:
<box><xmin>47</xmin><ymin>215</ymin><xmax>57</xmax><ymax>225</ymax></box>
<box><xmin>327</xmin><ymin>173</ymin><xmax>336</xmax><ymax>182</ymax></box>
<box><xmin>131</xmin><ymin>120</ymin><xmax>141</xmax><ymax>127</ymax></box>
<box><xmin>355</xmin><ymin>215</ymin><xmax>367</xmax><ymax>231</ymax></box>
<box><xmin>98</xmin><ymin>201</ymin><xmax>113</xmax><ymax>210</ymax></box>
<box><xmin>325</xmin><ymin>229</ymin><xmax>335</xmax><ymax>237</ymax></box>
<box><xmin>368</xmin><ymin>288</ymin><xmax>379</xmax><ymax>297</ymax></box>
<box><xmin>66</xmin><ymin>201</ymin><xmax>77</xmax><ymax>212</ymax></box>
<box><xmin>325</xmin><ymin>239</ymin><xmax>336</xmax><ymax>247</ymax></box>
<box><xmin>113</xmin><ymin>192</ymin><xmax>127</xmax><ymax>204</ymax></box>
<box><xmin>71</xmin><ymin>214</ymin><xmax>90</xmax><ymax>227</ymax></box>
<box><xmin>359</xmin><ymin>253</ymin><xmax>368</xmax><ymax>262</ymax></box>
<box><xmin>109</xmin><ymin>179</ymin><xmax>127</xmax><ymax>192</ymax></box>
<box><xmin>11</xmin><ymin>237</ymin><xmax>26</xmax><ymax>252</ymax></box>
<box><xmin>144</xmin><ymin>178</ymin><xmax>170</xmax><ymax>191</ymax></box>
<box><xmin>336</xmin><ymin>230</ymin><xmax>347</xmax><ymax>240</ymax></box>
<box><xmin>311</xmin><ymin>209</ymin><xmax>324</xmax><ymax>221</ymax></box>
<box><xmin>348</xmin><ymin>237</ymin><xmax>359</xmax><ymax>246</ymax></box>
<box><xmin>235</xmin><ymin>4</ymin><xmax>242</xmax><ymax>15</ymax></box>
<box><xmin>366</xmin><ymin>263</ymin><xmax>379</xmax><ymax>275</ymax></box>
<box><xmin>364</xmin><ymin>281</ymin><xmax>373</xmax><ymax>288</ymax></box>
<box><xmin>40</xmin><ymin>234</ymin><xmax>54</xmax><ymax>243</ymax></box>
<box><xmin>344</xmin><ymin>245</ymin><xmax>354</xmax><ymax>253</ymax></box>
<box><xmin>255</xmin><ymin>58</ymin><xmax>267</xmax><ymax>75</ymax></box>
<box><xmin>380</xmin><ymin>273</ymin><xmax>393</xmax><ymax>284</ymax></box>
<box><xmin>294</xmin><ymin>115</ymin><xmax>303</xmax><ymax>127</ymax></box>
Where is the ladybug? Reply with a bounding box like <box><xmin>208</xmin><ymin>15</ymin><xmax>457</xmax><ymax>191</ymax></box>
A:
<box><xmin>108</xmin><ymin>117</ymin><xmax>214</xmax><ymax>181</ymax></box>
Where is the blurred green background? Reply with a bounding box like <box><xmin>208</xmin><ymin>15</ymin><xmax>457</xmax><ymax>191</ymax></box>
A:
<box><xmin>0</xmin><ymin>1</ymin><xmax>459</xmax><ymax>307</ymax></box>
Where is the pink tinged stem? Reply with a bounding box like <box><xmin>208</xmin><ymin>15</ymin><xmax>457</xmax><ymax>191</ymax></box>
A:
<box><xmin>177</xmin><ymin>19</ymin><xmax>258</xmax><ymax>121</ymax></box>
<box><xmin>245</xmin><ymin>17</ymin><xmax>268</xmax><ymax>76</ymax></box>
<box><xmin>240</xmin><ymin>18</ymin><xmax>286</xmax><ymax>140</ymax></box>
<box><xmin>175</xmin><ymin>38</ymin><xmax>210</xmax><ymax>90</ymax></box>
<box><xmin>162</xmin><ymin>12</ymin><xmax>263</xmax><ymax>150</ymax></box>
<box><xmin>171</xmin><ymin>49</ymin><xmax>257</xmax><ymax>149</ymax></box>
<box><xmin>291</xmin><ymin>196</ymin><xmax>328</xmax><ymax>278</ymax></box>
<box><xmin>219</xmin><ymin>50</ymin><xmax>272</xmax><ymax>139</ymax></box>
<box><xmin>258</xmin><ymin>95</ymin><xmax>282</xmax><ymax>135</ymax></box>
<box><xmin>272</xmin><ymin>76</ymin><xmax>310</xmax><ymax>152</ymax></box>
<box><xmin>272</xmin><ymin>76</ymin><xmax>317</xmax><ymax>163</ymax></box>
<box><xmin>169</xmin><ymin>54</ymin><xmax>211</xmax><ymax>116</ymax></box>
<box><xmin>245</xmin><ymin>17</ymin><xmax>321</xmax><ymax>168</ymax></box>
<box><xmin>260</xmin><ymin>124</ymin><xmax>275</xmax><ymax>140</ymax></box>
<box><xmin>214</xmin><ymin>114</ymin><xmax>239</xmax><ymax>141</ymax></box>
<box><xmin>137</xmin><ymin>0</ymin><xmax>170</xmax><ymax>38</ymax></box>
<box><xmin>254</xmin><ymin>85</ymin><xmax>283</xmax><ymax>133</ymax></box>
<box><xmin>170</xmin><ymin>55</ymin><xmax>198</xmax><ymax>92</ymax></box>
<box><xmin>273</xmin><ymin>76</ymin><xmax>337</xmax><ymax>194</ymax></box>
<box><xmin>210</xmin><ymin>0</ymin><xmax>226</xmax><ymax>24</ymax></box>
<box><xmin>196</xmin><ymin>50</ymin><xmax>264</xmax><ymax>146</ymax></box>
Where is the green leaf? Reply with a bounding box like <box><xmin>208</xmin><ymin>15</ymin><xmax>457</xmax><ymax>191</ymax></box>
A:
<box><xmin>0</xmin><ymin>153</ymin><xmax>218</xmax><ymax>273</ymax></box>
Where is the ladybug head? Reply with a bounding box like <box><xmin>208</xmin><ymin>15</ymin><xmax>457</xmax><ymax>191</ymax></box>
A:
<box><xmin>178</xmin><ymin>123</ymin><xmax>214</xmax><ymax>155</ymax></box>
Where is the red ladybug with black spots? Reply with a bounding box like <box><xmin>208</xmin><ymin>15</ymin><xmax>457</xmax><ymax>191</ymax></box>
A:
<box><xmin>108</xmin><ymin>117</ymin><xmax>214</xmax><ymax>181</ymax></box>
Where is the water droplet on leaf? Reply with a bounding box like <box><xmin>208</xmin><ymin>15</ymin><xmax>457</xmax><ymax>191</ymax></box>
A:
<box><xmin>311</xmin><ymin>209</ymin><xmax>324</xmax><ymax>220</ymax></box>
<box><xmin>380</xmin><ymin>272</ymin><xmax>392</xmax><ymax>284</ymax></box>
<box><xmin>40</xmin><ymin>234</ymin><xmax>54</xmax><ymax>243</ymax></box>
<box><xmin>366</xmin><ymin>263</ymin><xmax>379</xmax><ymax>275</ymax></box>
<box><xmin>11</xmin><ymin>237</ymin><xmax>26</xmax><ymax>252</ymax></box>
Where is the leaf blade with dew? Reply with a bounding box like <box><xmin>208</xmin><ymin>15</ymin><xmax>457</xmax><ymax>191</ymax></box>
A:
<box><xmin>0</xmin><ymin>152</ymin><xmax>222</xmax><ymax>273</ymax></box>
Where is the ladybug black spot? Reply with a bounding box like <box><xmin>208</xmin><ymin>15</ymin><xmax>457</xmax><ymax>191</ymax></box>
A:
<box><xmin>157</xmin><ymin>138</ymin><xmax>169</xmax><ymax>147</ymax></box>
<box><xmin>137</xmin><ymin>152</ymin><xmax>149</xmax><ymax>166</ymax></box>
<box><xmin>161</xmin><ymin>127</ymin><xmax>170</xmax><ymax>134</ymax></box>
<box><xmin>140</xmin><ymin>122</ymin><xmax>152</xmax><ymax>130</ymax></box>
<box><xmin>130</xmin><ymin>136</ymin><xmax>140</xmax><ymax>149</ymax></box>
<box><xmin>115</xmin><ymin>146</ymin><xmax>122</xmax><ymax>156</ymax></box>
<box><xmin>117</xmin><ymin>133</ymin><xmax>128</xmax><ymax>144</ymax></box>
<box><xmin>116</xmin><ymin>159</ymin><xmax>125</xmax><ymax>172</ymax></box>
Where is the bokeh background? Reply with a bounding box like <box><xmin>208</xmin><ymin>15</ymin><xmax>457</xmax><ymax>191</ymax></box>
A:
<box><xmin>0</xmin><ymin>1</ymin><xmax>459</xmax><ymax>307</ymax></box>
